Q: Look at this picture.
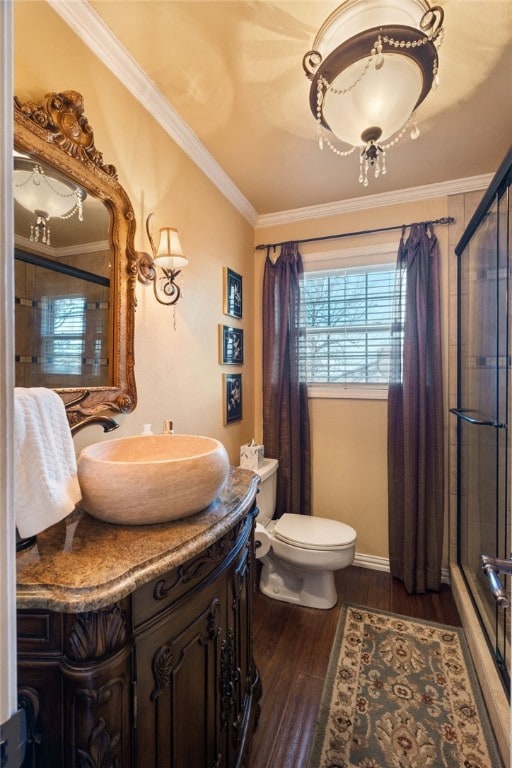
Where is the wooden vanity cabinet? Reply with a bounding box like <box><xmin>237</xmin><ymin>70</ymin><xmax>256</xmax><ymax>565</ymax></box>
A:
<box><xmin>17</xmin><ymin>505</ymin><xmax>260</xmax><ymax>768</ymax></box>
<box><xmin>18</xmin><ymin>603</ymin><xmax>135</xmax><ymax>767</ymax></box>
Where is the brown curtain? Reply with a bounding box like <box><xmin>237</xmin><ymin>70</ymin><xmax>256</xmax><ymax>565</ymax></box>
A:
<box><xmin>388</xmin><ymin>223</ymin><xmax>444</xmax><ymax>593</ymax></box>
<box><xmin>262</xmin><ymin>241</ymin><xmax>311</xmax><ymax>518</ymax></box>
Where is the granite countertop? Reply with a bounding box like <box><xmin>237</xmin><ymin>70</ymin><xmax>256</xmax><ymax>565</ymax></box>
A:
<box><xmin>16</xmin><ymin>467</ymin><xmax>259</xmax><ymax>613</ymax></box>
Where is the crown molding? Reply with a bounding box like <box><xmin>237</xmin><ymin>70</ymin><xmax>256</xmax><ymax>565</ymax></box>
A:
<box><xmin>46</xmin><ymin>0</ymin><xmax>259</xmax><ymax>227</ymax></box>
<box><xmin>256</xmin><ymin>173</ymin><xmax>493</xmax><ymax>228</ymax></box>
<box><xmin>15</xmin><ymin>233</ymin><xmax>109</xmax><ymax>258</ymax></box>
<box><xmin>46</xmin><ymin>0</ymin><xmax>492</xmax><ymax>233</ymax></box>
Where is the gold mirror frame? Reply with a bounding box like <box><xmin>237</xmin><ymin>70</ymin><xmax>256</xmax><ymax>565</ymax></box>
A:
<box><xmin>14</xmin><ymin>90</ymin><xmax>137</xmax><ymax>427</ymax></box>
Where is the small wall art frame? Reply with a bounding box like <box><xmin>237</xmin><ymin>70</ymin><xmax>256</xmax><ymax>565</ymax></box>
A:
<box><xmin>219</xmin><ymin>325</ymin><xmax>244</xmax><ymax>365</ymax></box>
<box><xmin>224</xmin><ymin>372</ymin><xmax>242</xmax><ymax>424</ymax></box>
<box><xmin>223</xmin><ymin>267</ymin><xmax>243</xmax><ymax>319</ymax></box>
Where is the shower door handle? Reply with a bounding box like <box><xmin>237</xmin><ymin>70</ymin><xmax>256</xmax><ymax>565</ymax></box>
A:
<box><xmin>449</xmin><ymin>408</ymin><xmax>506</xmax><ymax>429</ymax></box>
<box><xmin>481</xmin><ymin>554</ymin><xmax>511</xmax><ymax>608</ymax></box>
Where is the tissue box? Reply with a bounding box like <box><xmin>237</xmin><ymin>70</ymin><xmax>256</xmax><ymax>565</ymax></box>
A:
<box><xmin>240</xmin><ymin>441</ymin><xmax>264</xmax><ymax>470</ymax></box>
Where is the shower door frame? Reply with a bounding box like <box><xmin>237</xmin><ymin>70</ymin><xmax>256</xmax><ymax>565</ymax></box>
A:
<box><xmin>453</xmin><ymin>146</ymin><xmax>512</xmax><ymax>695</ymax></box>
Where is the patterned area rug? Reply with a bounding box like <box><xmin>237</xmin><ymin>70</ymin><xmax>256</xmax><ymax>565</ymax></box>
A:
<box><xmin>308</xmin><ymin>604</ymin><xmax>503</xmax><ymax>768</ymax></box>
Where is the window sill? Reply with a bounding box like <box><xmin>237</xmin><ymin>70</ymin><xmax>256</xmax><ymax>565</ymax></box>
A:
<box><xmin>307</xmin><ymin>384</ymin><xmax>388</xmax><ymax>400</ymax></box>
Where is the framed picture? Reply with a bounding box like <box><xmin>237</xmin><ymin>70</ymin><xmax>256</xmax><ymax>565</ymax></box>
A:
<box><xmin>219</xmin><ymin>325</ymin><xmax>244</xmax><ymax>365</ymax></box>
<box><xmin>224</xmin><ymin>373</ymin><xmax>242</xmax><ymax>424</ymax></box>
<box><xmin>223</xmin><ymin>267</ymin><xmax>243</xmax><ymax>319</ymax></box>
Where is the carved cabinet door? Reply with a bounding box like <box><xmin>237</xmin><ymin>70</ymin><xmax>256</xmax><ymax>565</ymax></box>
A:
<box><xmin>18</xmin><ymin>603</ymin><xmax>134</xmax><ymax>768</ymax></box>
<box><xmin>222</xmin><ymin>538</ymin><xmax>254</xmax><ymax>768</ymax></box>
<box><xmin>134</xmin><ymin>576</ymin><xmax>225</xmax><ymax>768</ymax></box>
<box><xmin>63</xmin><ymin>643</ymin><xmax>134</xmax><ymax>768</ymax></box>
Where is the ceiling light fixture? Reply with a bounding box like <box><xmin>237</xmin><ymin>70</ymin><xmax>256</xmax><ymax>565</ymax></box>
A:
<box><xmin>13</xmin><ymin>156</ymin><xmax>86</xmax><ymax>245</ymax></box>
<box><xmin>136</xmin><ymin>214</ymin><xmax>189</xmax><ymax>306</ymax></box>
<box><xmin>303</xmin><ymin>0</ymin><xmax>444</xmax><ymax>186</ymax></box>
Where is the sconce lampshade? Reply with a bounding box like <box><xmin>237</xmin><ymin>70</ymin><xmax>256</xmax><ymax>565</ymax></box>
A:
<box><xmin>155</xmin><ymin>227</ymin><xmax>189</xmax><ymax>270</ymax></box>
<box><xmin>137</xmin><ymin>215</ymin><xmax>189</xmax><ymax>308</ymax></box>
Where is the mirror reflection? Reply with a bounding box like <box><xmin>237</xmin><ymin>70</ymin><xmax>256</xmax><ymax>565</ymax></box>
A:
<box><xmin>13</xmin><ymin>90</ymin><xmax>137</xmax><ymax>426</ymax></box>
<box><xmin>14</xmin><ymin>155</ymin><xmax>113</xmax><ymax>389</ymax></box>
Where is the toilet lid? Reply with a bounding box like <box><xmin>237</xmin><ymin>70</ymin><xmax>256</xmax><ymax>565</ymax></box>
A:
<box><xmin>274</xmin><ymin>514</ymin><xmax>357</xmax><ymax>551</ymax></box>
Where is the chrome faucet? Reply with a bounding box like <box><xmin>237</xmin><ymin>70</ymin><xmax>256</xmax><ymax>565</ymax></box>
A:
<box><xmin>70</xmin><ymin>415</ymin><xmax>120</xmax><ymax>436</ymax></box>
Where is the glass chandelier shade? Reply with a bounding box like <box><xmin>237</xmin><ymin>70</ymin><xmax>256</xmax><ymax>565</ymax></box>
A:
<box><xmin>13</xmin><ymin>156</ymin><xmax>86</xmax><ymax>244</ymax></box>
<box><xmin>303</xmin><ymin>0</ymin><xmax>444</xmax><ymax>185</ymax></box>
<box><xmin>322</xmin><ymin>54</ymin><xmax>423</xmax><ymax>146</ymax></box>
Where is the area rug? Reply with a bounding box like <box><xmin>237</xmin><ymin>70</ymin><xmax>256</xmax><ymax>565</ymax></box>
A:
<box><xmin>308</xmin><ymin>604</ymin><xmax>503</xmax><ymax>768</ymax></box>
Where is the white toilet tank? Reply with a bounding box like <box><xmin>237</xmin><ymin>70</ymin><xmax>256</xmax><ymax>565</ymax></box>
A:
<box><xmin>253</xmin><ymin>458</ymin><xmax>278</xmax><ymax>526</ymax></box>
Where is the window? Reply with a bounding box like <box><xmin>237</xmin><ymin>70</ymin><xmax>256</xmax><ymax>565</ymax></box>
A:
<box><xmin>41</xmin><ymin>295</ymin><xmax>86</xmax><ymax>375</ymax></box>
<box><xmin>301</xmin><ymin>252</ymin><xmax>401</xmax><ymax>398</ymax></box>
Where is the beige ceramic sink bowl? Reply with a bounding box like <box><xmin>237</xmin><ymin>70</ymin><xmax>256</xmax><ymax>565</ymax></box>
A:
<box><xmin>77</xmin><ymin>434</ymin><xmax>230</xmax><ymax>525</ymax></box>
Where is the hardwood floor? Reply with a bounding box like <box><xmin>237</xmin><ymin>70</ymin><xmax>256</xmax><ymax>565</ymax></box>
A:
<box><xmin>247</xmin><ymin>565</ymin><xmax>461</xmax><ymax>768</ymax></box>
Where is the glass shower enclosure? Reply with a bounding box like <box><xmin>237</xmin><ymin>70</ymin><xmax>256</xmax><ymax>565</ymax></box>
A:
<box><xmin>452</xmin><ymin>147</ymin><xmax>512</xmax><ymax>693</ymax></box>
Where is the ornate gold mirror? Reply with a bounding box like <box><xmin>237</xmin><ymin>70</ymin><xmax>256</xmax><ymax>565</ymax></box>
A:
<box><xmin>14</xmin><ymin>91</ymin><xmax>137</xmax><ymax>427</ymax></box>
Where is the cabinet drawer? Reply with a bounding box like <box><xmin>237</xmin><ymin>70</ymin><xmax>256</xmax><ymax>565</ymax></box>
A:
<box><xmin>17</xmin><ymin>610</ymin><xmax>62</xmax><ymax>653</ymax></box>
<box><xmin>133</xmin><ymin>515</ymin><xmax>253</xmax><ymax>628</ymax></box>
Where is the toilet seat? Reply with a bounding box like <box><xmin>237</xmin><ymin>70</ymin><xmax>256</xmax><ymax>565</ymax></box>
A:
<box><xmin>273</xmin><ymin>514</ymin><xmax>356</xmax><ymax>552</ymax></box>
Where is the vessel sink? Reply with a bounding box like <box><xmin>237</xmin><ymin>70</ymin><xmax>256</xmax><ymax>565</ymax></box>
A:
<box><xmin>77</xmin><ymin>434</ymin><xmax>230</xmax><ymax>525</ymax></box>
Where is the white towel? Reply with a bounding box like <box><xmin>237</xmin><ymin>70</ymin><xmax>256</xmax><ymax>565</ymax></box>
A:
<box><xmin>14</xmin><ymin>387</ymin><xmax>82</xmax><ymax>538</ymax></box>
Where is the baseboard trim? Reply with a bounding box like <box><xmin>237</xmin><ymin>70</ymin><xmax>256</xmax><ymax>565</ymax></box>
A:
<box><xmin>353</xmin><ymin>553</ymin><xmax>390</xmax><ymax>572</ymax></box>
<box><xmin>353</xmin><ymin>554</ymin><xmax>450</xmax><ymax>584</ymax></box>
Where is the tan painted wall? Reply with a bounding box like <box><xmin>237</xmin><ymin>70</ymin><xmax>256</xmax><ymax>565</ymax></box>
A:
<box><xmin>310</xmin><ymin>398</ymin><xmax>389</xmax><ymax>558</ymax></box>
<box><xmin>14</xmin><ymin>2</ymin><xmax>257</xmax><ymax>466</ymax></box>
<box><xmin>254</xmin><ymin>199</ymin><xmax>451</xmax><ymax>563</ymax></box>
<box><xmin>15</xmin><ymin>3</ymin><xmax>460</xmax><ymax>565</ymax></box>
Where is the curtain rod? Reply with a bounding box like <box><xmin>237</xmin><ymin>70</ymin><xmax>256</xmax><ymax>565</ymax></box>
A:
<box><xmin>254</xmin><ymin>216</ymin><xmax>455</xmax><ymax>252</ymax></box>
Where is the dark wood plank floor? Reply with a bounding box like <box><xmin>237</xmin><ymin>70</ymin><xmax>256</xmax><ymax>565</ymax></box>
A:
<box><xmin>247</xmin><ymin>564</ymin><xmax>461</xmax><ymax>768</ymax></box>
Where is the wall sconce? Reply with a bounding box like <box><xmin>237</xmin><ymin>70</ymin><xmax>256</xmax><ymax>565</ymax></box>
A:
<box><xmin>136</xmin><ymin>214</ymin><xmax>189</xmax><ymax>305</ymax></box>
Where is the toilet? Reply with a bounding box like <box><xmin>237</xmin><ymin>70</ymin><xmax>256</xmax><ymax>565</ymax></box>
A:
<box><xmin>253</xmin><ymin>458</ymin><xmax>357</xmax><ymax>609</ymax></box>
